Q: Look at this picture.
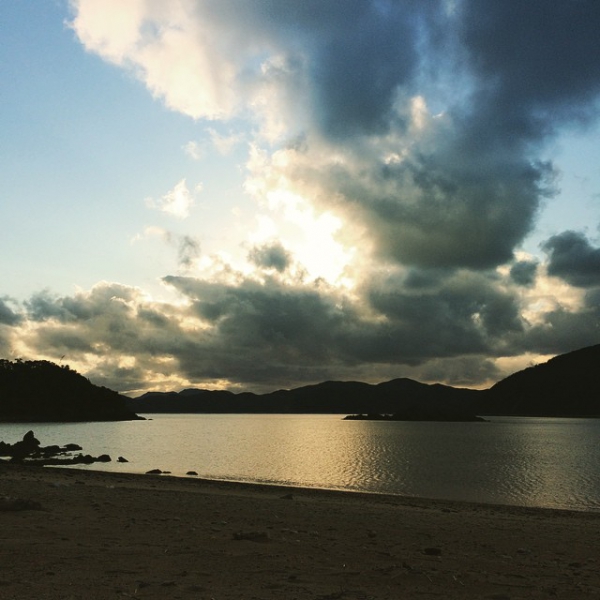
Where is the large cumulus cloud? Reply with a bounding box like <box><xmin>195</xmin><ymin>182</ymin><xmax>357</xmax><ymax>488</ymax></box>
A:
<box><xmin>542</xmin><ymin>231</ymin><xmax>600</xmax><ymax>288</ymax></box>
<box><xmin>13</xmin><ymin>0</ymin><xmax>595</xmax><ymax>392</ymax></box>
<box><xmin>70</xmin><ymin>1</ymin><xmax>600</xmax><ymax>272</ymax></box>
<box><xmin>3</xmin><ymin>257</ymin><xmax>598</xmax><ymax>393</ymax></box>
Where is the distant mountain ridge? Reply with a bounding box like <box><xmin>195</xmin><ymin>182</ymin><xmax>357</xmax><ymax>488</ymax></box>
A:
<box><xmin>127</xmin><ymin>344</ymin><xmax>600</xmax><ymax>418</ymax></box>
<box><xmin>4</xmin><ymin>345</ymin><xmax>596</xmax><ymax>423</ymax></box>
<box><xmin>130</xmin><ymin>378</ymin><xmax>482</xmax><ymax>419</ymax></box>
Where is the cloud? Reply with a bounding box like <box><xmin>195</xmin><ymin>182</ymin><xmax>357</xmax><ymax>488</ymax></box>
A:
<box><xmin>0</xmin><ymin>297</ymin><xmax>21</xmax><ymax>326</ymax></box>
<box><xmin>71</xmin><ymin>1</ymin><xmax>600</xmax><ymax>272</ymax></box>
<box><xmin>542</xmin><ymin>231</ymin><xmax>600</xmax><ymax>287</ymax></box>
<box><xmin>517</xmin><ymin>293</ymin><xmax>600</xmax><ymax>357</ymax></box>
<box><xmin>145</xmin><ymin>178</ymin><xmax>199</xmax><ymax>219</ymax></box>
<box><xmin>183</xmin><ymin>129</ymin><xmax>243</xmax><ymax>161</ymax></box>
<box><xmin>248</xmin><ymin>241</ymin><xmax>291</xmax><ymax>273</ymax></box>
<box><xmin>459</xmin><ymin>1</ymin><xmax>600</xmax><ymax>132</ymax></box>
<box><xmin>177</xmin><ymin>235</ymin><xmax>201</xmax><ymax>269</ymax></box>
<box><xmin>0</xmin><ymin>297</ymin><xmax>21</xmax><ymax>357</ymax></box>
<box><xmin>208</xmin><ymin>128</ymin><xmax>244</xmax><ymax>155</ymax></box>
<box><xmin>131</xmin><ymin>227</ymin><xmax>201</xmax><ymax>270</ymax></box>
<box><xmin>510</xmin><ymin>260</ymin><xmax>539</xmax><ymax>287</ymax></box>
<box><xmin>22</xmin><ymin>1</ymin><xmax>598</xmax><ymax>393</ymax></box>
<box><xmin>3</xmin><ymin>254</ymin><xmax>597</xmax><ymax>394</ymax></box>
<box><xmin>183</xmin><ymin>140</ymin><xmax>204</xmax><ymax>161</ymax></box>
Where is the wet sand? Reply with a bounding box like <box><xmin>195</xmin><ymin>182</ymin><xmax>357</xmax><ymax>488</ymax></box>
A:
<box><xmin>1</xmin><ymin>463</ymin><xmax>599</xmax><ymax>599</ymax></box>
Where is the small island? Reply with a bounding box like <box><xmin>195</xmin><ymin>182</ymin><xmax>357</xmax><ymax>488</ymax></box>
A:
<box><xmin>344</xmin><ymin>412</ymin><xmax>487</xmax><ymax>422</ymax></box>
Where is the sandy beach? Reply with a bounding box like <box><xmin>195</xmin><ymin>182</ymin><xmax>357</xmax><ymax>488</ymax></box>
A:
<box><xmin>0</xmin><ymin>464</ymin><xmax>599</xmax><ymax>599</ymax></box>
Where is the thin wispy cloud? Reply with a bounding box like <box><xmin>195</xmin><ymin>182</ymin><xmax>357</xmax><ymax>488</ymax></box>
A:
<box><xmin>145</xmin><ymin>179</ymin><xmax>199</xmax><ymax>219</ymax></box>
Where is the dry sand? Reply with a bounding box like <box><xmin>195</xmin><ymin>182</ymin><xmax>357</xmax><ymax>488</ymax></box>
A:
<box><xmin>1</xmin><ymin>464</ymin><xmax>599</xmax><ymax>599</ymax></box>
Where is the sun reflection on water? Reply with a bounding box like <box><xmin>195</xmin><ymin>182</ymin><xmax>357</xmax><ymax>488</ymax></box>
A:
<box><xmin>1</xmin><ymin>415</ymin><xmax>600</xmax><ymax>511</ymax></box>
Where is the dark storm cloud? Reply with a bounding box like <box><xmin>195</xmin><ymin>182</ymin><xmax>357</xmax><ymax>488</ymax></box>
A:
<box><xmin>11</xmin><ymin>266</ymin><xmax>595</xmax><ymax>393</ymax></box>
<box><xmin>305</xmin><ymin>0</ymin><xmax>426</xmax><ymax>139</ymax></box>
<box><xmin>25</xmin><ymin>286</ymin><xmax>138</xmax><ymax>323</ymax></box>
<box><xmin>460</xmin><ymin>0</ymin><xmax>600</xmax><ymax>133</ymax></box>
<box><xmin>259</xmin><ymin>0</ymin><xmax>600</xmax><ymax>269</ymax></box>
<box><xmin>0</xmin><ymin>297</ymin><xmax>21</xmax><ymax>326</ymax></box>
<box><xmin>0</xmin><ymin>297</ymin><xmax>19</xmax><ymax>356</ymax></box>
<box><xmin>542</xmin><ymin>231</ymin><xmax>600</xmax><ymax>287</ymax></box>
<box><xmin>320</xmin><ymin>148</ymin><xmax>555</xmax><ymax>269</ymax></box>
<box><xmin>26</xmin><ymin>290</ymin><xmax>77</xmax><ymax>322</ymax></box>
<box><xmin>76</xmin><ymin>0</ymin><xmax>600</xmax><ymax>274</ymax></box>
<box><xmin>203</xmin><ymin>0</ymin><xmax>436</xmax><ymax>138</ymax></box>
<box><xmin>248</xmin><ymin>241</ymin><xmax>291</xmax><ymax>272</ymax></box>
<box><xmin>160</xmin><ymin>270</ymin><xmax>526</xmax><ymax>387</ymax></box>
<box><xmin>360</xmin><ymin>269</ymin><xmax>524</xmax><ymax>360</ymax></box>
<box><xmin>163</xmin><ymin>275</ymin><xmax>348</xmax><ymax>360</ymax></box>
<box><xmin>510</xmin><ymin>260</ymin><xmax>538</xmax><ymax>287</ymax></box>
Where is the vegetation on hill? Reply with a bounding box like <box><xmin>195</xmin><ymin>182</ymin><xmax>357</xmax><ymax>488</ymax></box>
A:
<box><xmin>481</xmin><ymin>344</ymin><xmax>600</xmax><ymax>417</ymax></box>
<box><xmin>0</xmin><ymin>359</ymin><xmax>142</xmax><ymax>422</ymax></box>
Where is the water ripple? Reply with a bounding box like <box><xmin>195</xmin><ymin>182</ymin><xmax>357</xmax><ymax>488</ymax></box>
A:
<box><xmin>2</xmin><ymin>415</ymin><xmax>600</xmax><ymax>511</ymax></box>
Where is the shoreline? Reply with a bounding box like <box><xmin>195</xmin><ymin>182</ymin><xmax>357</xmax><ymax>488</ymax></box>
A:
<box><xmin>2</xmin><ymin>464</ymin><xmax>600</xmax><ymax>599</ymax></box>
<box><xmin>40</xmin><ymin>462</ymin><xmax>600</xmax><ymax>515</ymax></box>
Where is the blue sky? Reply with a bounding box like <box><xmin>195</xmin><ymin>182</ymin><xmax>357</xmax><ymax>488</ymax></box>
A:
<box><xmin>1</xmin><ymin>0</ymin><xmax>252</xmax><ymax>298</ymax></box>
<box><xmin>1</xmin><ymin>1</ymin><xmax>600</xmax><ymax>395</ymax></box>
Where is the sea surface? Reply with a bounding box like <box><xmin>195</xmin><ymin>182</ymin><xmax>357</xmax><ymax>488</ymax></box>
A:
<box><xmin>2</xmin><ymin>414</ymin><xmax>600</xmax><ymax>512</ymax></box>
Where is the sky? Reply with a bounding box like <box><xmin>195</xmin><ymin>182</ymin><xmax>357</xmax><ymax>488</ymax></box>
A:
<box><xmin>1</xmin><ymin>0</ymin><xmax>600</xmax><ymax>396</ymax></box>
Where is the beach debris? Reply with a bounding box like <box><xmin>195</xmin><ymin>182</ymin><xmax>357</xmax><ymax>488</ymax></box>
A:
<box><xmin>0</xmin><ymin>431</ymin><xmax>111</xmax><ymax>466</ymax></box>
<box><xmin>233</xmin><ymin>530</ymin><xmax>270</xmax><ymax>543</ymax></box>
<box><xmin>0</xmin><ymin>496</ymin><xmax>43</xmax><ymax>511</ymax></box>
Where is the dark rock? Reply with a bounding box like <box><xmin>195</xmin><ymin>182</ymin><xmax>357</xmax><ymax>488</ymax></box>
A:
<box><xmin>23</xmin><ymin>431</ymin><xmax>40</xmax><ymax>447</ymax></box>
<box><xmin>0</xmin><ymin>432</ymin><xmax>118</xmax><ymax>466</ymax></box>
<box><xmin>64</xmin><ymin>443</ymin><xmax>83</xmax><ymax>451</ymax></box>
<box><xmin>186</xmin><ymin>471</ymin><xmax>198</xmax><ymax>476</ymax></box>
<box><xmin>146</xmin><ymin>469</ymin><xmax>163</xmax><ymax>474</ymax></box>
<box><xmin>117</xmin><ymin>456</ymin><xmax>129</xmax><ymax>463</ymax></box>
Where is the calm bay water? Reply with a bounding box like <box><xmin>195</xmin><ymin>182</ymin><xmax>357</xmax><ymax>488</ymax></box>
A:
<box><xmin>2</xmin><ymin>414</ymin><xmax>600</xmax><ymax>512</ymax></box>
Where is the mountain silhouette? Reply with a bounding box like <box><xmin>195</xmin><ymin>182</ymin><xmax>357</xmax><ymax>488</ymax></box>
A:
<box><xmin>129</xmin><ymin>378</ymin><xmax>482</xmax><ymax>420</ymax></box>
<box><xmin>3</xmin><ymin>345</ymin><xmax>597</xmax><ymax>422</ymax></box>
<box><xmin>480</xmin><ymin>344</ymin><xmax>600</xmax><ymax>417</ymax></box>
<box><xmin>0</xmin><ymin>359</ymin><xmax>142</xmax><ymax>422</ymax></box>
<box><xmin>127</xmin><ymin>344</ymin><xmax>600</xmax><ymax>419</ymax></box>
